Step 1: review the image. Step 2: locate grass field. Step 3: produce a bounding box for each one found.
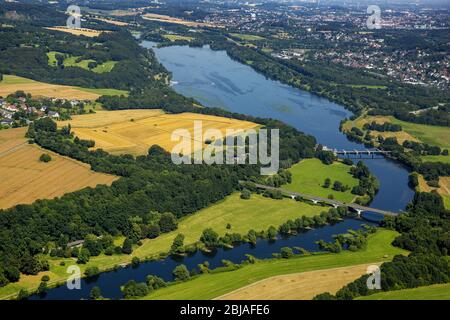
[142,229,406,300]
[229,33,265,41]
[357,283,450,300]
[44,26,108,37]
[0,192,325,299]
[59,109,259,155]
[216,263,378,300]
[0,128,118,210]
[343,115,450,149]
[0,75,127,99]
[284,159,359,202]
[47,52,118,73]
[162,34,194,42]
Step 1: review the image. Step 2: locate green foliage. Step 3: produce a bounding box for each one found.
[146,275,166,290]
[200,228,219,248]
[85,266,100,277]
[39,153,52,163]
[122,280,149,298]
[170,234,185,255]
[172,264,190,281]
[121,238,133,255]
[280,247,294,259]
[240,189,251,200]
[89,287,102,300]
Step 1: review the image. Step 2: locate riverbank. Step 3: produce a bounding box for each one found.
[0,193,326,300]
[141,229,406,300]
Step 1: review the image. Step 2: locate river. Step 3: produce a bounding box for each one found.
[32,41,414,300]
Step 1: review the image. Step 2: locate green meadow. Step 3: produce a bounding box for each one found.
[47,51,117,73]
[142,229,406,300]
[357,283,450,300]
[285,159,359,202]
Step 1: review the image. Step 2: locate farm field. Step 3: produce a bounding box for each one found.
[59,109,259,155]
[0,192,325,299]
[0,75,127,99]
[142,13,217,27]
[216,263,379,300]
[93,17,129,26]
[357,283,450,300]
[418,175,450,210]
[284,159,359,202]
[0,128,118,210]
[44,26,109,37]
[141,229,406,300]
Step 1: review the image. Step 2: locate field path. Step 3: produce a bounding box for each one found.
[214,263,379,300]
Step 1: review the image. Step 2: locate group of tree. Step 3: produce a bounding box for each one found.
[362,121,402,132]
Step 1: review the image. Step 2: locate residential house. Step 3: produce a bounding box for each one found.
[47,110,60,118]
[0,119,13,126]
[0,110,13,119]
[5,104,19,112]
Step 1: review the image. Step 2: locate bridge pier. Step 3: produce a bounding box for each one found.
[311,199,318,204]
[332,204,339,209]
[355,209,363,217]
[290,195,296,200]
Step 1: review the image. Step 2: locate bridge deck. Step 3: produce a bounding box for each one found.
[248,182,398,217]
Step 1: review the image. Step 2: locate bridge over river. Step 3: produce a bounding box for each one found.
[245,182,398,218]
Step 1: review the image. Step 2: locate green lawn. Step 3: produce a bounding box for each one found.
[443,195,450,210]
[142,229,406,300]
[285,159,359,202]
[357,283,450,300]
[162,34,194,42]
[229,33,265,41]
[392,118,450,150]
[46,51,58,67]
[79,87,128,97]
[421,155,450,164]
[0,75,35,84]
[47,51,117,74]
[0,193,324,299]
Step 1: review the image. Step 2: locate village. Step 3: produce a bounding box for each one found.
[0,93,88,129]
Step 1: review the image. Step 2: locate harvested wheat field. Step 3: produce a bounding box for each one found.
[142,13,218,27]
[216,263,378,300]
[93,17,129,26]
[59,109,259,155]
[0,75,102,100]
[0,128,118,210]
[45,26,109,37]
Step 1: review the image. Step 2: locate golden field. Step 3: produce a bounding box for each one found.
[0,128,118,210]
[216,263,378,300]
[44,26,109,37]
[59,110,259,155]
[0,75,101,100]
[142,13,218,27]
[342,115,420,145]
[93,17,129,26]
